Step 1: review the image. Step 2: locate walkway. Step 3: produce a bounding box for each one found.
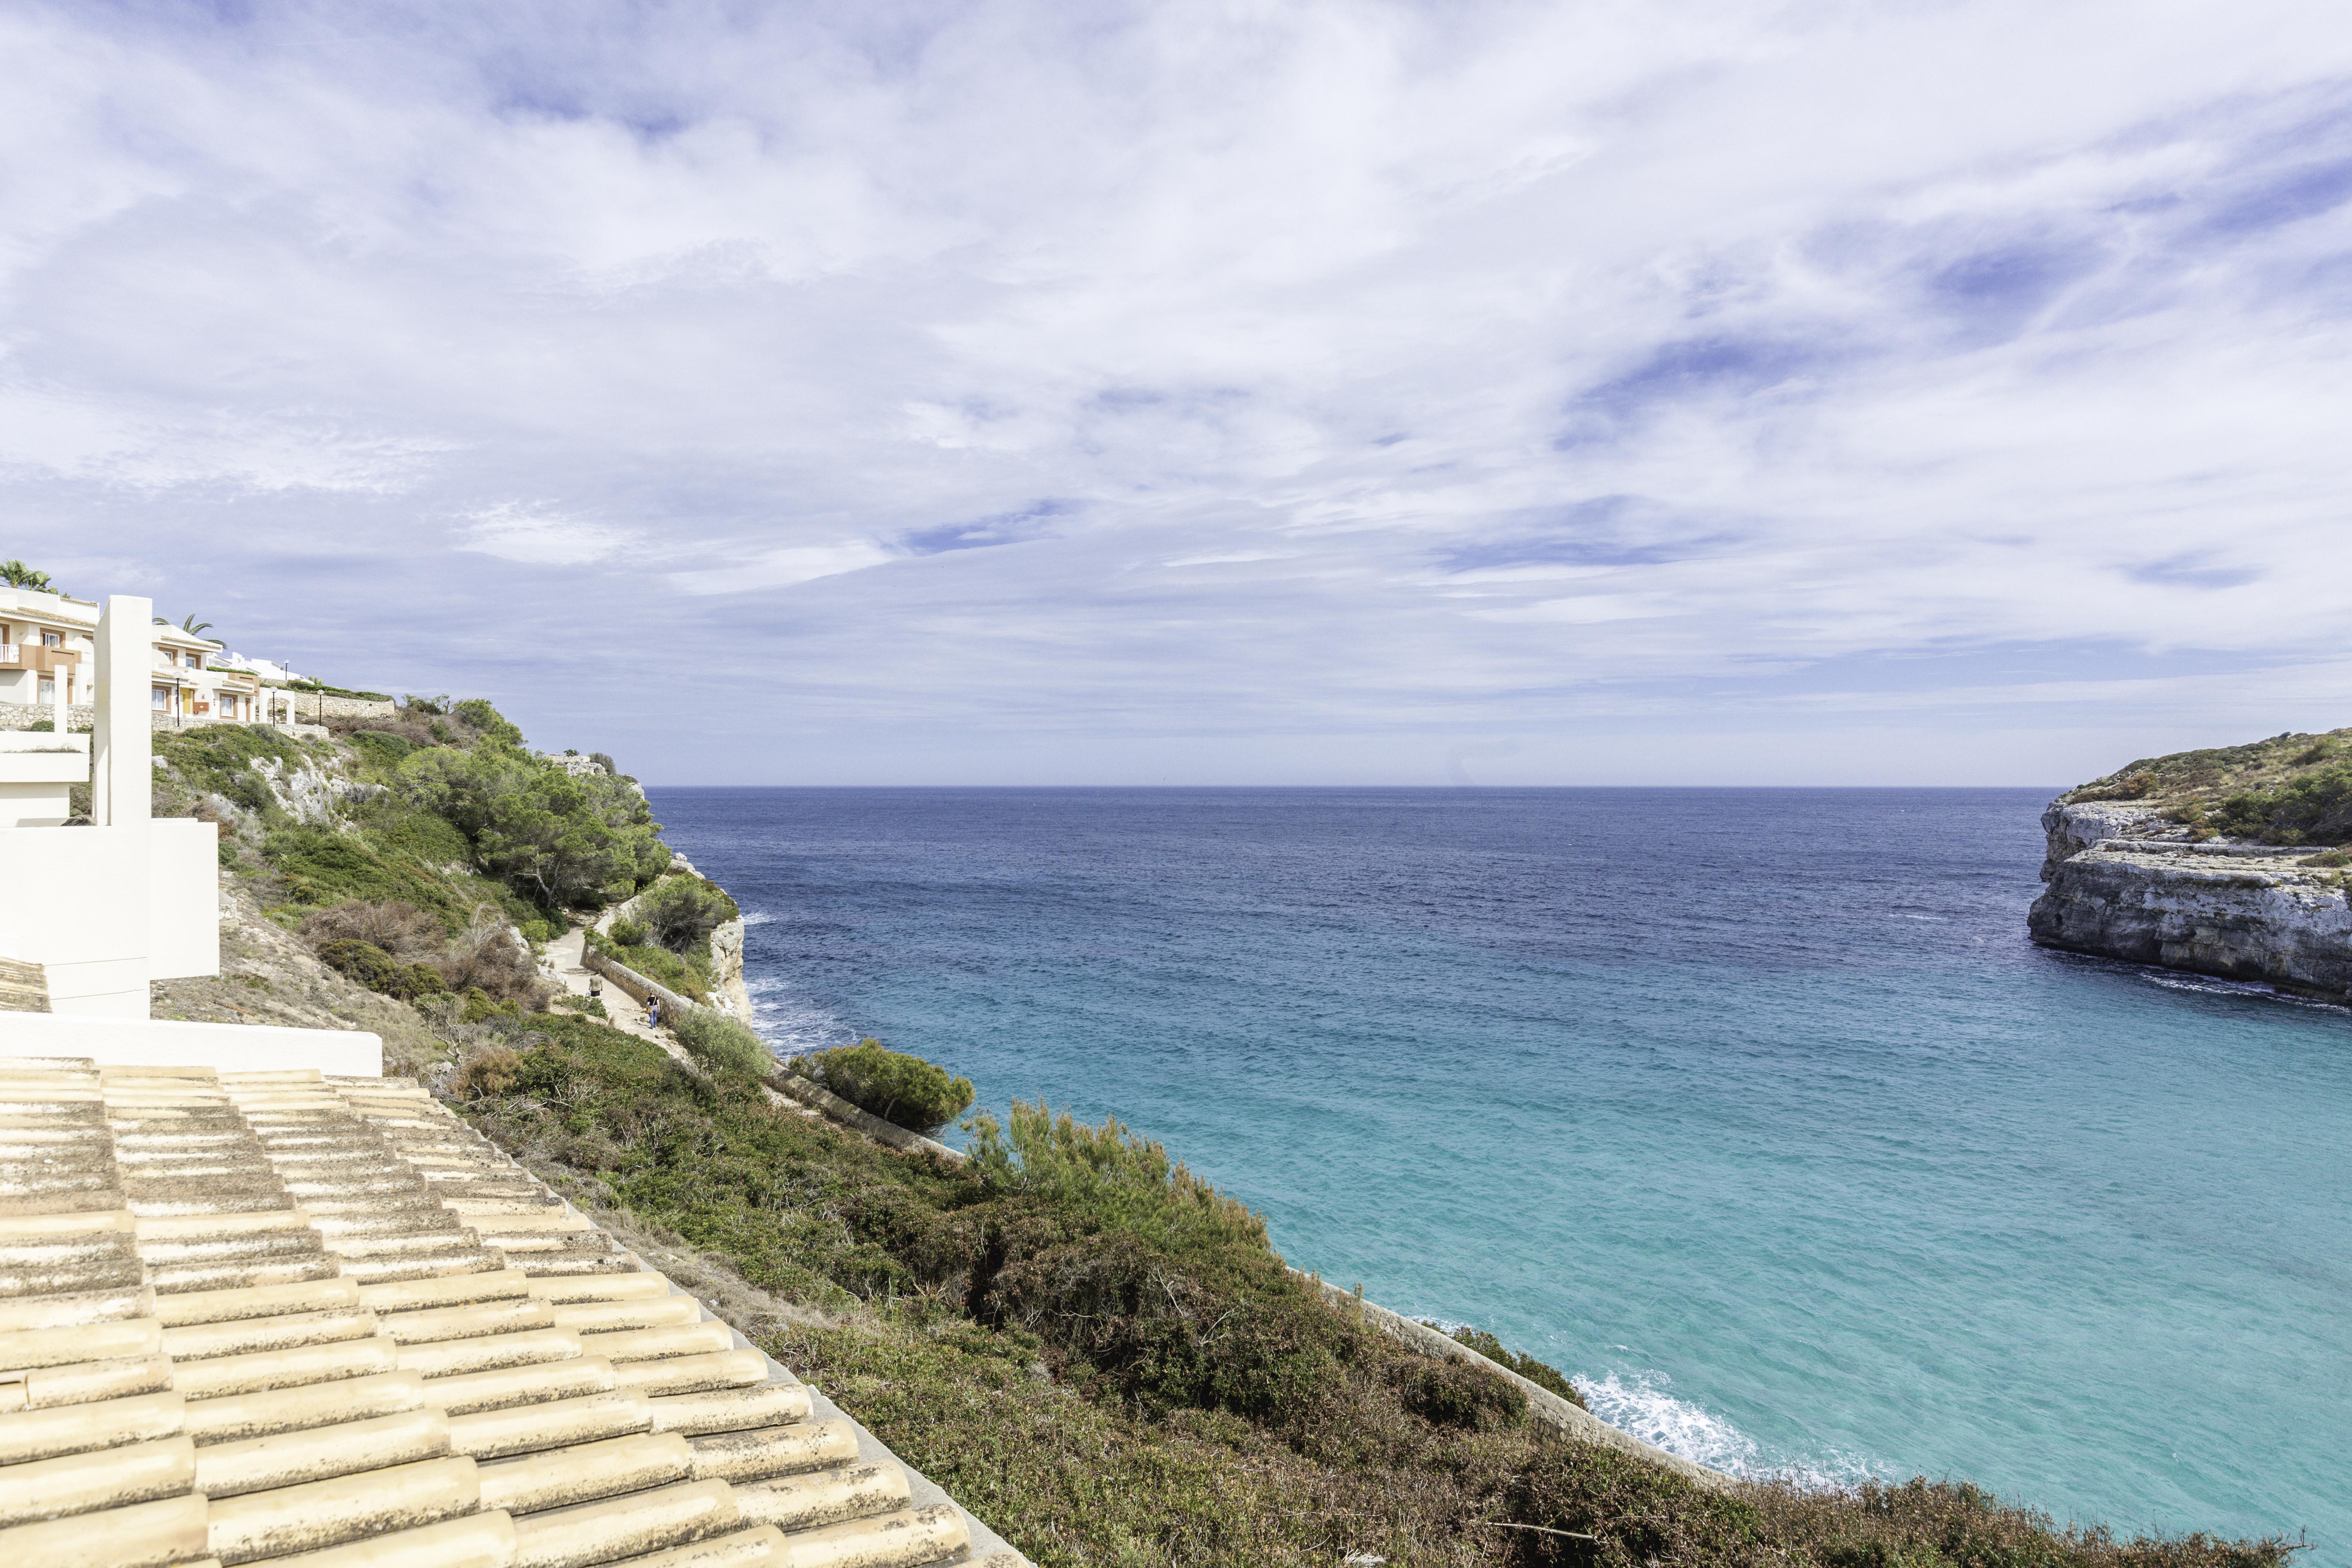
[543,923,691,1065]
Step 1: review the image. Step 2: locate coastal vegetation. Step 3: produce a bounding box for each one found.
[156,697,665,936]
[2065,726,2352,844]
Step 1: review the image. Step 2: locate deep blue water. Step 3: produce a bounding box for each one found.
[650,786,2352,1557]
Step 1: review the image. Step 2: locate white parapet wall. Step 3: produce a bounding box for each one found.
[0,818,220,1014]
[0,1012,383,1076]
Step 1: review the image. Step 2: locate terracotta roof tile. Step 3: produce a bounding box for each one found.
[0,1058,1022,1567]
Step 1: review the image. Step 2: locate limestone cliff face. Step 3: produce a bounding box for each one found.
[2028,805,2352,1002]
[709,915,753,1022]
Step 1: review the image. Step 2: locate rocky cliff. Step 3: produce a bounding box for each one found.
[2028,730,2352,1001]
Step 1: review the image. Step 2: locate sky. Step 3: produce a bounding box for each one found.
[6,0,2351,785]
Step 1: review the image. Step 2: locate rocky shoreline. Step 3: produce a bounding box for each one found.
[2028,799,2352,1003]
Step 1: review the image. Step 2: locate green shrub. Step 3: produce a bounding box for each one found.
[26,718,51,733]
[265,825,469,916]
[672,1008,772,1078]
[965,1099,1262,1251]
[2207,761,2352,844]
[451,698,523,744]
[802,1040,975,1136]
[1395,1357,1526,1430]
[461,987,521,1024]
[1441,1325,1588,1409]
[394,738,666,909]
[345,731,416,775]
[156,724,310,802]
[587,927,708,1002]
[610,918,648,948]
[562,994,609,1020]
[353,795,473,869]
[222,768,273,815]
[316,938,447,1002]
[637,877,739,955]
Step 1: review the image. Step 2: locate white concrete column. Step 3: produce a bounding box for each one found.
[51,657,70,731]
[91,596,152,829]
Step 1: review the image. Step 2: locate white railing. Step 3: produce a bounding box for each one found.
[0,643,15,664]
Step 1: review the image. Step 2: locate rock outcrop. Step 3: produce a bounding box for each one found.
[2029,800,2352,1002]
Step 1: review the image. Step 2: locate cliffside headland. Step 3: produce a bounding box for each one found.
[2029,727,2352,1001]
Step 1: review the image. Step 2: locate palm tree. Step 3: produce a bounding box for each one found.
[0,560,54,592]
[153,613,217,639]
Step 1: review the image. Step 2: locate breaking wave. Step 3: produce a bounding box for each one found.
[1578,1373,1881,1490]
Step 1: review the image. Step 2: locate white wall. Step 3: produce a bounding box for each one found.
[0,1012,381,1076]
[0,824,153,1014]
[149,820,220,981]
[0,818,218,1014]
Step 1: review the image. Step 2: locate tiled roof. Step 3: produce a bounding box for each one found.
[0,1058,1019,1568]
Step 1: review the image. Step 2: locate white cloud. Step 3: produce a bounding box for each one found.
[2,0,2350,779]
[668,541,895,596]
[458,504,638,565]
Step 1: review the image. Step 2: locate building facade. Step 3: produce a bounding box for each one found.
[1,586,267,726]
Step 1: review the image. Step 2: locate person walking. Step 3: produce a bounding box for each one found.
[646,996,661,1030]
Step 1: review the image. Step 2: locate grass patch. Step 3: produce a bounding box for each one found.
[2067,726,2352,843]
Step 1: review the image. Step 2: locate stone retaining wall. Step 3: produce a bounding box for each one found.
[151,712,327,737]
[0,702,92,731]
[272,691,398,722]
[767,1071,962,1161]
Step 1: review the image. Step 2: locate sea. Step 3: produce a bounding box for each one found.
[649,786,2352,1558]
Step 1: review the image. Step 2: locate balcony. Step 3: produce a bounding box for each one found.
[2,643,74,675]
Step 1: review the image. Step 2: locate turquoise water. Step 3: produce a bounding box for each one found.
[651,787,2352,1556]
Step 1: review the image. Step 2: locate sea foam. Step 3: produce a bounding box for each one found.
[1579,1372,1883,1490]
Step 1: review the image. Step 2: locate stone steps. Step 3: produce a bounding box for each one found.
[0,960,46,1016]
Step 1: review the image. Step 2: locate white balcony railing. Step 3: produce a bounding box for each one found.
[0,643,15,664]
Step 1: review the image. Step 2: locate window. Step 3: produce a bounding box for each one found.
[37,677,53,703]
[41,630,60,648]
[151,686,169,711]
